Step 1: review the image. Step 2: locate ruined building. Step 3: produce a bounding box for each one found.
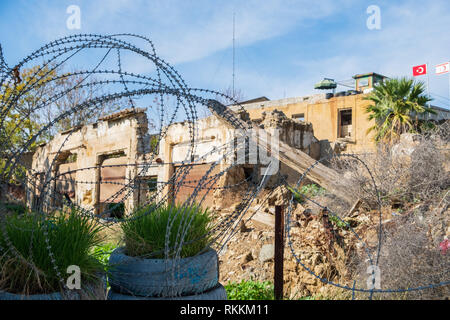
[28,108,155,214]
[27,106,322,215]
[28,72,445,214]
[231,72,450,153]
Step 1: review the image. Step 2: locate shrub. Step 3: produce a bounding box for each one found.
[225,280,318,300]
[328,214,349,229]
[121,203,214,258]
[225,280,274,300]
[330,123,449,208]
[354,211,450,300]
[288,184,326,204]
[0,207,104,295]
[91,242,119,270]
[91,242,119,289]
[0,202,28,215]
[106,202,125,218]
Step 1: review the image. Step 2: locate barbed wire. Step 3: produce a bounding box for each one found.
[0,33,262,299]
[284,151,449,299]
[0,33,448,300]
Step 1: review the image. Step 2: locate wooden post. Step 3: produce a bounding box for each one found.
[274,205,285,300]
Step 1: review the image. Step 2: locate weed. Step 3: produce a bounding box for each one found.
[121,203,214,258]
[225,280,274,300]
[288,184,326,204]
[0,207,104,295]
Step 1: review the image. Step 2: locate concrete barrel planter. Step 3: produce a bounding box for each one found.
[107,247,226,299]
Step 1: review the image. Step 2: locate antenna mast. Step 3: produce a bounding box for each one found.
[232,11,235,98]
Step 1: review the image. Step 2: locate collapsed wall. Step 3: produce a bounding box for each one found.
[260,109,320,157]
[156,108,322,209]
[212,109,322,209]
[27,107,323,214]
[27,108,158,214]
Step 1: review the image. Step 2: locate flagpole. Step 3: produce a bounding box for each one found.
[448,63,450,109]
[426,63,431,120]
[426,63,430,101]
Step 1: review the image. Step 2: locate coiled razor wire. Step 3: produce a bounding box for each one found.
[0,33,261,299]
[0,34,448,299]
[284,152,450,299]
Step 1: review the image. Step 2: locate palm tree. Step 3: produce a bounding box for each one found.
[364,77,435,144]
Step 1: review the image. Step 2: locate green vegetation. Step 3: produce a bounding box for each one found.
[121,203,214,258]
[91,242,118,270]
[0,207,104,295]
[106,202,125,218]
[364,77,435,144]
[0,66,56,183]
[1,65,121,184]
[0,202,28,215]
[225,280,274,300]
[328,214,349,229]
[91,242,118,289]
[225,280,316,300]
[150,135,160,153]
[146,177,158,192]
[0,66,53,148]
[288,184,326,203]
[287,185,348,229]
[298,296,315,300]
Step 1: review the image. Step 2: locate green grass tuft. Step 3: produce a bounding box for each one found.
[225,279,317,300]
[0,202,28,215]
[91,242,118,270]
[288,184,326,204]
[0,207,104,295]
[121,203,214,258]
[225,280,274,300]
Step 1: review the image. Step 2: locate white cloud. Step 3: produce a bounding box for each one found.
[3,0,450,108]
[19,0,345,65]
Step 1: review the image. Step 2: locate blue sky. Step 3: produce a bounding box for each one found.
[1,0,450,108]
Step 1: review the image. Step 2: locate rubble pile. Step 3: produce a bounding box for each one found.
[217,189,360,299]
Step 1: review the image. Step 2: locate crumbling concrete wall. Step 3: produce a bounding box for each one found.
[28,107,323,213]
[157,115,235,206]
[259,110,320,159]
[159,110,320,172]
[158,110,321,208]
[27,108,159,214]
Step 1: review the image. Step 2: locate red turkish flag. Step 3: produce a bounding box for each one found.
[413,64,427,76]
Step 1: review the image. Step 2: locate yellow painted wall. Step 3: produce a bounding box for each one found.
[242,94,376,153]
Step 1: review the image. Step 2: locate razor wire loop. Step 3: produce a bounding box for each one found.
[0,34,206,180]
[1,33,448,299]
[284,152,449,297]
[1,34,197,295]
[0,33,257,297]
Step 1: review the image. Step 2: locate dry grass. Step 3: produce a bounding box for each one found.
[353,207,450,300]
[330,122,449,210]
[330,123,450,300]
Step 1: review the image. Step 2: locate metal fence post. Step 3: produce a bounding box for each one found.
[274,205,285,300]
